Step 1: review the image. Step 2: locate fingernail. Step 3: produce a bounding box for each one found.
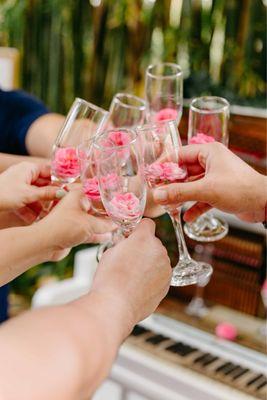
[154,189,168,202]
[56,189,67,199]
[81,197,91,212]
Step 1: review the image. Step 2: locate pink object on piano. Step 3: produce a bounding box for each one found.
[215,322,237,341]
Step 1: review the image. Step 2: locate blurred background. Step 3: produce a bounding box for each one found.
[0,0,266,313]
[0,1,266,398]
[0,0,266,113]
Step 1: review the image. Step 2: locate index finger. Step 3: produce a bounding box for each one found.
[179,144,208,167]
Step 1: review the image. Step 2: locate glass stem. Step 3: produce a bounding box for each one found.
[168,208,191,262]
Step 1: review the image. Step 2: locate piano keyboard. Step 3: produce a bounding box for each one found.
[124,314,267,400]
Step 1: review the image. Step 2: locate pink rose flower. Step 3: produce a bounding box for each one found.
[52,147,80,179]
[189,132,216,145]
[83,176,101,201]
[145,161,187,185]
[155,108,178,122]
[109,192,141,219]
[107,130,131,147]
[99,130,131,160]
[100,173,120,191]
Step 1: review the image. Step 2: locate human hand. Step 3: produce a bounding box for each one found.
[38,189,116,261]
[153,142,267,223]
[91,219,172,332]
[144,188,165,218]
[0,162,60,216]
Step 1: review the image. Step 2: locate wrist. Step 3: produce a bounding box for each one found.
[72,289,134,344]
[32,219,59,261]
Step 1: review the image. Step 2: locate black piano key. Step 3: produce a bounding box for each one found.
[230,367,249,380]
[193,353,218,366]
[256,378,267,390]
[202,356,219,367]
[165,342,197,357]
[216,362,236,373]
[224,365,241,376]
[131,325,150,337]
[145,334,169,345]
[246,374,264,387]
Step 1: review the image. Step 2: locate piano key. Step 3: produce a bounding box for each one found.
[165,342,197,357]
[246,373,264,387]
[224,365,242,376]
[202,355,219,367]
[230,367,249,380]
[193,353,218,367]
[256,378,267,390]
[131,325,150,337]
[215,362,236,374]
[145,334,169,345]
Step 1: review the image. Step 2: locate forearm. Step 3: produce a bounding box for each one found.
[0,153,47,173]
[0,291,132,400]
[25,113,65,157]
[0,223,53,285]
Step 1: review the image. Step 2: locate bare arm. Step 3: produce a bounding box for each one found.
[25,113,65,157]
[0,153,48,173]
[0,219,171,400]
[0,291,130,400]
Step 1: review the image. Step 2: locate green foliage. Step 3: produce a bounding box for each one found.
[0,0,266,113]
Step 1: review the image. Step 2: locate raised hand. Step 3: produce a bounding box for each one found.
[153,142,266,223]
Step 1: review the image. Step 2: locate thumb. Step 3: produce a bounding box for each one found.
[153,179,208,205]
[133,218,156,236]
[31,186,67,202]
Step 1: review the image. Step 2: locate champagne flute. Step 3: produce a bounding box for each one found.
[107,93,146,128]
[93,128,146,238]
[184,96,230,242]
[145,62,183,124]
[137,121,213,286]
[97,93,146,257]
[51,98,109,185]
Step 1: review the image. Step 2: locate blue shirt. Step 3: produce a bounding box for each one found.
[0,88,49,154]
[0,89,49,322]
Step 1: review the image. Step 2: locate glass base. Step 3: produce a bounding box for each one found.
[185,297,209,318]
[184,215,229,242]
[171,261,213,287]
[96,240,114,262]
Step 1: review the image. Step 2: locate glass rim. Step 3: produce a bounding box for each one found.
[146,62,183,80]
[74,97,109,115]
[111,93,147,111]
[136,119,177,133]
[190,96,230,114]
[93,127,138,151]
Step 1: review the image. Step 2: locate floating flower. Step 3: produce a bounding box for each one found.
[52,147,80,179]
[145,161,187,185]
[155,108,178,122]
[110,192,141,219]
[83,176,101,201]
[100,173,120,191]
[189,132,216,145]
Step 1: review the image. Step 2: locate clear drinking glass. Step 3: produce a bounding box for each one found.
[145,62,183,124]
[78,139,108,217]
[107,93,146,128]
[137,121,213,286]
[93,128,146,237]
[97,93,147,257]
[184,96,230,242]
[51,98,109,185]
